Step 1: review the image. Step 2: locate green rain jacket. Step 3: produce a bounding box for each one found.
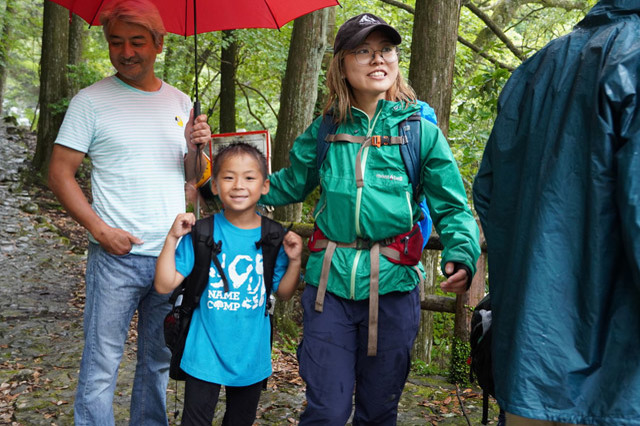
[473,1,640,424]
[263,100,479,300]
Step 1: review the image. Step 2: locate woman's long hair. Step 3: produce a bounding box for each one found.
[322,49,417,124]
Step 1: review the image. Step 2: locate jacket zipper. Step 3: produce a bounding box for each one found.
[404,191,413,230]
[351,107,381,299]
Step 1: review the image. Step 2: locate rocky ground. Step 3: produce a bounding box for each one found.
[0,125,500,425]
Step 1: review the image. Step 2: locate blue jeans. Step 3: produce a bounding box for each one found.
[75,243,171,425]
[298,284,421,425]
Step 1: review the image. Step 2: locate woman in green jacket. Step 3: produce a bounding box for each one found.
[262,13,480,424]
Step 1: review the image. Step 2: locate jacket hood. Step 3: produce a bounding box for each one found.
[578,0,640,28]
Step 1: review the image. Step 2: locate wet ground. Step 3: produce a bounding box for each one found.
[0,125,500,425]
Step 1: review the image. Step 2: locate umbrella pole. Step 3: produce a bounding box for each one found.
[193,0,200,119]
[193,0,202,219]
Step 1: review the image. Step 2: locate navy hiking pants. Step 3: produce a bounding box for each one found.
[297,284,421,425]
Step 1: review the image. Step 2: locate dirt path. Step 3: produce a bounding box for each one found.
[0,127,499,425]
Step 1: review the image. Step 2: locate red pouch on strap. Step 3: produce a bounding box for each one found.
[382,224,423,265]
[307,226,327,252]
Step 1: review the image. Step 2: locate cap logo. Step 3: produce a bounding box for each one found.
[359,15,379,26]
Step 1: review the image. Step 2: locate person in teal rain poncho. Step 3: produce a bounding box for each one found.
[473,1,640,425]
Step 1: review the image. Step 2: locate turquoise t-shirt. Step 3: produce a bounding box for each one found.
[175,212,289,386]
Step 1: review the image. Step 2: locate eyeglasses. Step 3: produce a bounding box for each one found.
[349,46,398,65]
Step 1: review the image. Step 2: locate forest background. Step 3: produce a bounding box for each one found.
[2,0,595,378]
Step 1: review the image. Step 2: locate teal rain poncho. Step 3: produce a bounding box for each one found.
[472,1,640,424]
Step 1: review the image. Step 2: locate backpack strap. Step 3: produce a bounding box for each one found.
[180,215,229,313]
[398,113,422,201]
[316,114,339,169]
[255,215,287,315]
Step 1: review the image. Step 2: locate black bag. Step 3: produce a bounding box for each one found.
[164,215,223,381]
[163,214,286,381]
[469,293,494,425]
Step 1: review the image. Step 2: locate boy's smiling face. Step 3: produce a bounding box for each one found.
[212,153,270,218]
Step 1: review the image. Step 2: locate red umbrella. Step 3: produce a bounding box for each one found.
[49,0,341,112]
[50,0,340,35]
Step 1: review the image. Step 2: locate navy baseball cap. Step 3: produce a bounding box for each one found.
[333,13,401,54]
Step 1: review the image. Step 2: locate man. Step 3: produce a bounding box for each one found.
[48,0,211,424]
[473,1,640,425]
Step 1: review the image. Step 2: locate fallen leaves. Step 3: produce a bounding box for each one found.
[414,386,485,423]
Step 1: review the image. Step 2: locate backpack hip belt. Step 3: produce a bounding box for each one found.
[308,226,424,357]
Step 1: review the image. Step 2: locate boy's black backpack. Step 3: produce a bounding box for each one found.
[469,293,494,425]
[163,214,286,381]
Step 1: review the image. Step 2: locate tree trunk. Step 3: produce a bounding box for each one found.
[219,30,237,133]
[162,37,174,83]
[314,7,336,116]
[271,9,330,222]
[33,1,69,177]
[408,0,462,137]
[0,0,15,117]
[272,10,330,331]
[67,13,85,98]
[408,0,463,377]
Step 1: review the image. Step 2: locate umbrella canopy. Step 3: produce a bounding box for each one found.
[50,0,340,114]
[49,0,340,35]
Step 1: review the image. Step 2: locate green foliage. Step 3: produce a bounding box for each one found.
[427,306,456,377]
[274,328,300,354]
[301,187,321,223]
[449,66,510,191]
[67,62,105,90]
[449,336,471,385]
[411,358,445,377]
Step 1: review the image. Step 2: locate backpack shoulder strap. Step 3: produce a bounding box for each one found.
[181,215,216,311]
[398,101,439,202]
[256,216,287,315]
[398,113,422,201]
[316,113,339,169]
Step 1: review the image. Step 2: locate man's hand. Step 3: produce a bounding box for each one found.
[185,109,212,152]
[95,225,143,256]
[440,262,469,295]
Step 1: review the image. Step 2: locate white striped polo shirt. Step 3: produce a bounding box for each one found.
[55,76,192,256]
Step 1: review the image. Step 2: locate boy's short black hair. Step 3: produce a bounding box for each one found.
[212,142,269,180]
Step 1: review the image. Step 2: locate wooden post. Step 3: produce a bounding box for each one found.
[450,222,486,382]
[453,250,486,341]
[411,249,439,362]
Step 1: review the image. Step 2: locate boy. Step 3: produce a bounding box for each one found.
[155,142,302,425]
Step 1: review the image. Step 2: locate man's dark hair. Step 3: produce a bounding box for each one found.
[212,142,268,180]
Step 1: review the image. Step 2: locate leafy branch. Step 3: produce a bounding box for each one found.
[457,37,515,71]
[237,82,268,130]
[462,1,528,61]
[236,81,279,118]
[377,0,517,70]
